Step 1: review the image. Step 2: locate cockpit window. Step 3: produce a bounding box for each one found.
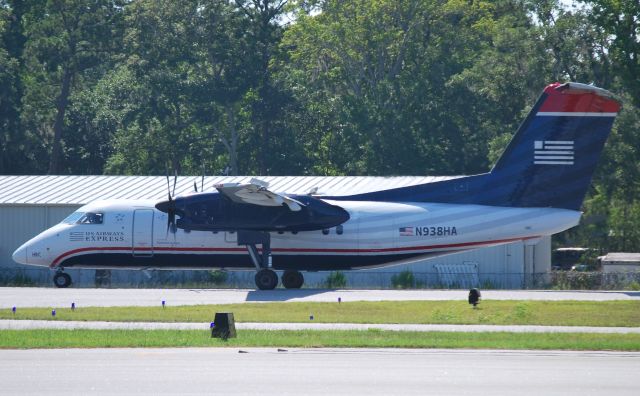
[61,211,84,224]
[77,212,104,224]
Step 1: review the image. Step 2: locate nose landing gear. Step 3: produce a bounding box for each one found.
[53,270,72,288]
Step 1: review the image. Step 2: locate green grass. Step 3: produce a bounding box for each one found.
[1,329,639,350]
[3,300,640,327]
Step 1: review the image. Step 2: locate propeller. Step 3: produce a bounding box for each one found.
[164,168,178,236]
[194,164,206,193]
[201,164,205,192]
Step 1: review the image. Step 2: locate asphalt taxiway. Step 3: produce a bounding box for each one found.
[1,287,638,308]
[1,348,638,395]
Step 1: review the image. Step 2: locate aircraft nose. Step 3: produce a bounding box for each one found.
[12,244,28,265]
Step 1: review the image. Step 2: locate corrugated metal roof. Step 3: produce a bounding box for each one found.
[0,175,459,205]
[602,253,640,263]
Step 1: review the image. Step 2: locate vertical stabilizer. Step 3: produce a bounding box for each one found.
[487,82,620,210]
[332,83,620,211]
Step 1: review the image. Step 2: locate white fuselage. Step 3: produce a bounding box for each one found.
[13,199,581,271]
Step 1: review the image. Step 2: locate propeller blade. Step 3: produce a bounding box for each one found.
[201,164,205,192]
[161,165,178,239]
[165,200,176,237]
[172,169,178,197]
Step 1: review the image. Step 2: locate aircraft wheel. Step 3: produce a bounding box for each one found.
[53,272,72,288]
[282,270,304,289]
[255,269,278,290]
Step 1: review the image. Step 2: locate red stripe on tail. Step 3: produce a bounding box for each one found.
[539,82,620,113]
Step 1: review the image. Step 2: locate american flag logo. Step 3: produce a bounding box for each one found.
[534,140,574,165]
[399,227,413,236]
[69,232,84,242]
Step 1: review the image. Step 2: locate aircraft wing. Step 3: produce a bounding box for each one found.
[215,178,304,211]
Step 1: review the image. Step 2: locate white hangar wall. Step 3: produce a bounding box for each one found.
[365,237,550,289]
[0,204,82,284]
[0,175,551,289]
[0,205,81,267]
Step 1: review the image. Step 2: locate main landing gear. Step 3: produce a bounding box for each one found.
[282,270,304,289]
[254,268,304,290]
[53,270,72,288]
[255,268,278,290]
[239,231,304,290]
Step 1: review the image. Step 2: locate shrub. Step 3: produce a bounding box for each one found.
[208,270,229,285]
[0,272,35,287]
[627,281,640,291]
[324,271,347,288]
[391,270,415,289]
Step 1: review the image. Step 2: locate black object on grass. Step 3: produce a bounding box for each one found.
[468,288,481,307]
[211,312,236,340]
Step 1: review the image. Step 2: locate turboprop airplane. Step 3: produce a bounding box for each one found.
[12,82,620,289]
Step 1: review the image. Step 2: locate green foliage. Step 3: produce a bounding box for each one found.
[585,0,640,106]
[0,271,35,286]
[208,270,228,286]
[510,302,531,321]
[627,281,640,291]
[546,271,640,290]
[324,271,347,288]
[391,270,416,289]
[3,329,640,351]
[19,0,125,173]
[480,279,496,290]
[4,300,640,328]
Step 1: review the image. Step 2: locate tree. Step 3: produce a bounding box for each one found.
[20,0,124,174]
[584,0,640,105]
[233,0,289,175]
[103,0,201,174]
[0,4,23,173]
[279,0,547,176]
[105,0,278,176]
[191,0,264,175]
[552,1,640,251]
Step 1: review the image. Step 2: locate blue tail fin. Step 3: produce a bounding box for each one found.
[336,82,620,210]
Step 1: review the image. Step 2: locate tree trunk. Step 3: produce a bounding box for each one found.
[48,68,73,174]
[219,104,239,176]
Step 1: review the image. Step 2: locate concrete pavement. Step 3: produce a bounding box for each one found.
[1,348,638,395]
[1,287,639,308]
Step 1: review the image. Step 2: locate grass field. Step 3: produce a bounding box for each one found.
[2,300,640,327]
[1,329,640,350]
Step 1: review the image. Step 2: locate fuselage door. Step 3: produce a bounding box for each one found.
[225,231,237,244]
[132,209,154,256]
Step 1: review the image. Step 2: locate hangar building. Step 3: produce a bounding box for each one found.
[0,175,550,288]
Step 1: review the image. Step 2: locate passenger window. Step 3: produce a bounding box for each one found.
[78,212,104,224]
